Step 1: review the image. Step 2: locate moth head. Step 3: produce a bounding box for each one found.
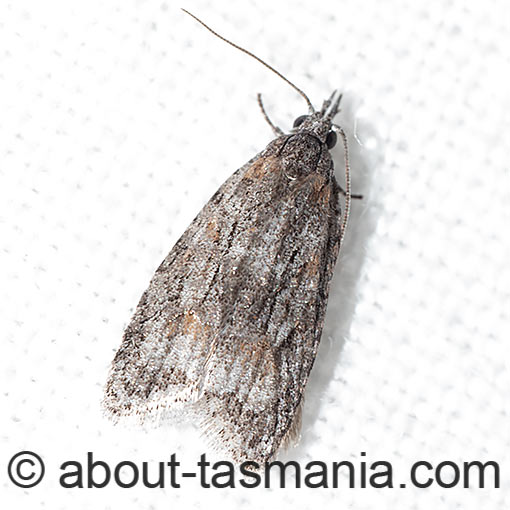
[291,118,335,150]
[293,115,336,148]
[290,90,342,150]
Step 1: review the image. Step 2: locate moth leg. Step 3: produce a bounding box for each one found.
[257,93,284,136]
[335,182,363,200]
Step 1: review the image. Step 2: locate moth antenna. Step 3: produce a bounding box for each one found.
[336,126,352,250]
[257,93,284,135]
[182,9,315,113]
[333,122,363,200]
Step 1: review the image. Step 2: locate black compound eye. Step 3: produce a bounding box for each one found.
[293,115,307,128]
[326,130,337,149]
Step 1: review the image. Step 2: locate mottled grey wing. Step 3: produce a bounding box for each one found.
[103,135,342,463]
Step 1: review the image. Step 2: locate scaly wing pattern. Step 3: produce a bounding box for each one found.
[103,137,342,463]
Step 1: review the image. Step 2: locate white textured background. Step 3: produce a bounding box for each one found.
[1,0,509,508]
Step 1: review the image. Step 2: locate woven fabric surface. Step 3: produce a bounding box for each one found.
[1,0,509,508]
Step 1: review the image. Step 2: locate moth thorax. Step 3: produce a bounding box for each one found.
[280,133,323,180]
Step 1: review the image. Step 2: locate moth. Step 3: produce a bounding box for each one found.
[103,10,358,465]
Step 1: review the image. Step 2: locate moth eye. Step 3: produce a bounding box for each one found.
[293,115,307,128]
[326,130,337,149]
